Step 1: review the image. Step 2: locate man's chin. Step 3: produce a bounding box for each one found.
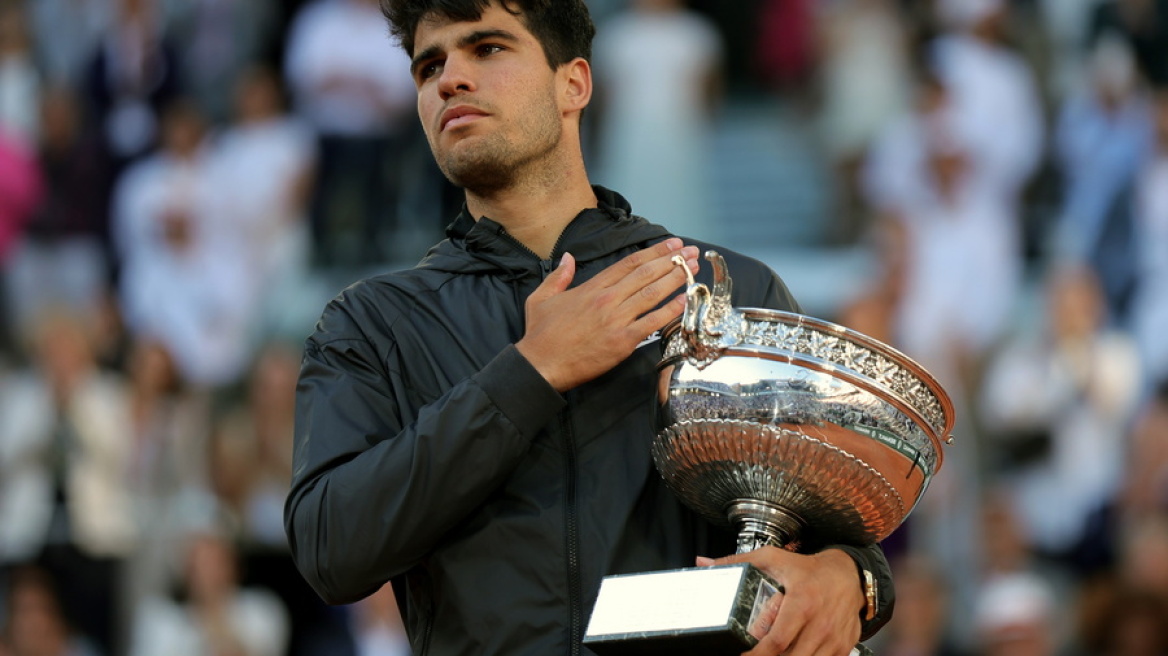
[440,157,513,194]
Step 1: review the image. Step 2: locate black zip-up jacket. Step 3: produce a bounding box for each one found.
[285,187,894,655]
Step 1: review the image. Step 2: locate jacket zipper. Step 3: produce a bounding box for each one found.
[494,224,568,278]
[421,598,434,656]
[559,410,583,656]
[497,223,581,653]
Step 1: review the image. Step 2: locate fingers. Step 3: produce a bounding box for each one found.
[703,552,748,567]
[554,239,698,340]
[516,239,700,393]
[591,237,687,284]
[701,550,861,656]
[747,583,784,641]
[607,246,699,326]
[593,239,699,297]
[744,594,857,656]
[627,293,687,338]
[765,600,858,656]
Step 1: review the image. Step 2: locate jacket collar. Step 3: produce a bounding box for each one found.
[421,186,671,274]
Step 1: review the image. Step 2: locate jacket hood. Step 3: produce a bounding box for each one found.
[414,186,672,276]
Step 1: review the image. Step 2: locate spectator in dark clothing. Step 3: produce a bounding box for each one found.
[1088,0,1168,87]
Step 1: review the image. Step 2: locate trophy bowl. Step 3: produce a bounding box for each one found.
[654,251,956,554]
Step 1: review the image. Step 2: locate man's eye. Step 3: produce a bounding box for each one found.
[477,43,504,57]
[418,62,441,81]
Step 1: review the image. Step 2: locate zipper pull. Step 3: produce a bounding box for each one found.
[539,258,555,279]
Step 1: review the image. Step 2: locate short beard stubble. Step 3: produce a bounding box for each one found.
[431,89,564,195]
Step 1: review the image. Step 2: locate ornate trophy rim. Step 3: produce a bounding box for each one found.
[659,308,956,472]
[739,307,955,440]
[659,341,946,475]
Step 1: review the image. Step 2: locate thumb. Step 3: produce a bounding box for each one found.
[530,252,576,302]
[697,553,748,567]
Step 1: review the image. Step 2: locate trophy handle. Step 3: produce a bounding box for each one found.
[707,250,734,324]
[672,250,741,368]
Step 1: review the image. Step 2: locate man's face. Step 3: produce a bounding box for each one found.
[410,4,567,192]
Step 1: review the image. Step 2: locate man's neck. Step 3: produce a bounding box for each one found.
[465,174,598,259]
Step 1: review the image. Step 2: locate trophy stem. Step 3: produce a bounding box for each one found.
[727,499,804,554]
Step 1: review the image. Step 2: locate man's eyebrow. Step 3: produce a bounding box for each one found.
[411,29,521,75]
[411,45,441,76]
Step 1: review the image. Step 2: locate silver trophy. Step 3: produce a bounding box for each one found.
[584,251,955,655]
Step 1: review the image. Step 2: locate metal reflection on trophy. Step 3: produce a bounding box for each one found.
[584,251,956,655]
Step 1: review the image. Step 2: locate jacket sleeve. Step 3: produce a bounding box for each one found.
[824,542,896,640]
[284,297,565,605]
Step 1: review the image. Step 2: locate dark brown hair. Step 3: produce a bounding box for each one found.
[380,0,595,67]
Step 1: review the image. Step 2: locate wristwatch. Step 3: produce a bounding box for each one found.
[860,568,878,621]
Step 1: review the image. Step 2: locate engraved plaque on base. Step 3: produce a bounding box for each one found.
[585,252,955,655]
[584,563,777,656]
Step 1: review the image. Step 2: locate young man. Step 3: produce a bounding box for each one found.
[284,1,895,655]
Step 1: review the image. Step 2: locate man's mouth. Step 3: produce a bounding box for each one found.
[441,105,488,131]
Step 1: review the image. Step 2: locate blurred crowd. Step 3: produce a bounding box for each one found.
[1,0,1167,655]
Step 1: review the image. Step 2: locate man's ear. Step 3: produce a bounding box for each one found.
[560,57,593,115]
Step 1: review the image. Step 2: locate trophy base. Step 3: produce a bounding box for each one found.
[583,563,779,655]
[584,563,875,656]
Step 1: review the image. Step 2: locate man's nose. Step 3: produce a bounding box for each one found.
[438,55,474,99]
